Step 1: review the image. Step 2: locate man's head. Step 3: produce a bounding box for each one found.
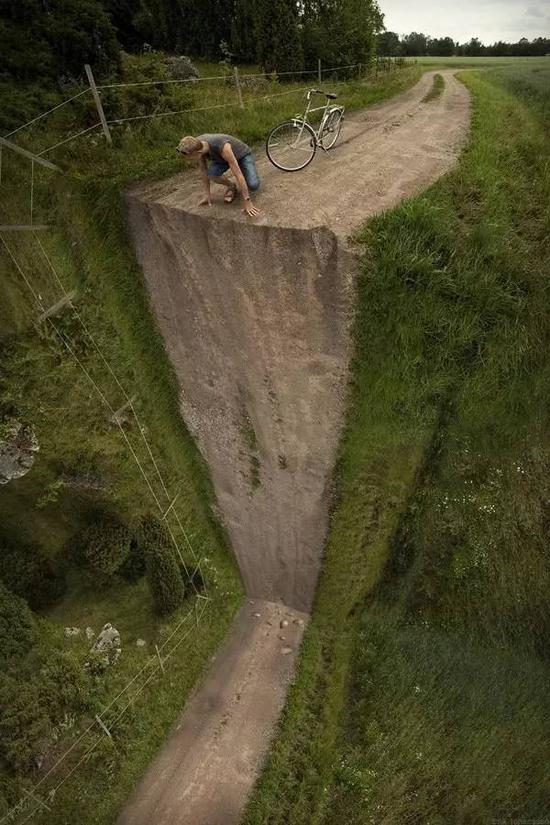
[177,136,204,160]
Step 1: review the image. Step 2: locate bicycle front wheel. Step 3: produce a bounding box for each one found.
[266,121,317,172]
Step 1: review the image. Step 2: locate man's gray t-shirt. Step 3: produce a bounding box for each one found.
[198,134,251,163]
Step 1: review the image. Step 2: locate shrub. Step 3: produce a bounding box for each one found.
[39,649,91,718]
[74,514,133,576]
[0,541,66,610]
[119,536,147,583]
[0,675,50,771]
[141,516,186,615]
[0,582,36,666]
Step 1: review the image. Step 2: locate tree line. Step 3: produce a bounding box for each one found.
[377,31,550,58]
[0,0,383,82]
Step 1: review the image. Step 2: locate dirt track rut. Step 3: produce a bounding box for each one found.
[120,70,470,825]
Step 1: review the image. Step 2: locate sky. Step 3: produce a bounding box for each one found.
[379,0,550,43]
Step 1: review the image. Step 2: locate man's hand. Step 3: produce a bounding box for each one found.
[198,195,211,207]
[243,200,260,218]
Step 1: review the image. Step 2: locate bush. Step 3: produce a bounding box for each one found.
[0,582,36,666]
[119,536,147,583]
[39,649,90,717]
[0,541,66,610]
[141,516,186,615]
[74,514,133,576]
[0,675,50,771]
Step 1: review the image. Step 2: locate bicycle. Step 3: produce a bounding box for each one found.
[266,88,345,172]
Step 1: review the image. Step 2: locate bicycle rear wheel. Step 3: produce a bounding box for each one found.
[320,108,343,150]
[266,121,317,172]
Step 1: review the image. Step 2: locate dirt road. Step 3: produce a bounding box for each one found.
[121,70,470,825]
[118,601,307,825]
[128,69,470,238]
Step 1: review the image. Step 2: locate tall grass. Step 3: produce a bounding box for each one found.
[244,67,550,824]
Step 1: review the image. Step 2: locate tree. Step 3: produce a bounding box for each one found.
[462,37,485,56]
[141,516,186,616]
[231,0,259,63]
[377,31,402,56]
[257,0,303,73]
[428,36,455,56]
[401,31,429,56]
[0,0,121,81]
[302,0,383,68]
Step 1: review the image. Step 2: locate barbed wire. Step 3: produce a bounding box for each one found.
[34,237,207,585]
[3,600,209,825]
[37,123,101,156]
[3,57,405,147]
[2,89,91,139]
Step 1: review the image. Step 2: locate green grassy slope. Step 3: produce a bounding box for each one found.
[0,58,421,824]
[244,64,550,824]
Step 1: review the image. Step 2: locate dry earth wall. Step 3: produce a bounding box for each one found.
[126,200,355,612]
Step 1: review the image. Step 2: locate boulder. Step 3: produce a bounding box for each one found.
[164,56,199,82]
[88,622,121,668]
[0,423,39,484]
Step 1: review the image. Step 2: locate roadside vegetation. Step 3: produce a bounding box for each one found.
[421,72,444,103]
[0,48,419,825]
[243,62,550,824]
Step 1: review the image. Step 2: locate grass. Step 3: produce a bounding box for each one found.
[413,54,550,68]
[243,65,550,824]
[0,55,421,824]
[421,73,444,103]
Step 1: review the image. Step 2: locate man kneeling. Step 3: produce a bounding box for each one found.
[177,133,260,217]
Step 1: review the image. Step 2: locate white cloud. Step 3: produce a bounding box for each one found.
[379,0,550,42]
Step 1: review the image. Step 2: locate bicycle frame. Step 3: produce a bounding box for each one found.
[290,89,344,150]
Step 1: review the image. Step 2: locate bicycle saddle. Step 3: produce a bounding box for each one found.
[311,89,338,99]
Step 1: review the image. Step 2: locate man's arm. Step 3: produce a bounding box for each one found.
[198,156,211,205]
[221,143,259,216]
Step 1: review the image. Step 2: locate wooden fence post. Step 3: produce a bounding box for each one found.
[233,67,245,109]
[85,64,112,145]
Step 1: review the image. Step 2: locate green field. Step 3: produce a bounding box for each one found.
[414,54,550,68]
[243,63,550,824]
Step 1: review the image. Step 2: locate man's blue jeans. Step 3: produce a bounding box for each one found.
[207,153,261,191]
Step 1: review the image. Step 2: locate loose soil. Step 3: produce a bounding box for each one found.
[120,70,470,825]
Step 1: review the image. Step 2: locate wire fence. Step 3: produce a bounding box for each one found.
[2,56,408,150]
[0,231,213,825]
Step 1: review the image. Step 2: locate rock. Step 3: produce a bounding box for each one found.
[85,627,95,640]
[280,619,289,629]
[64,626,81,637]
[164,55,199,82]
[136,638,147,647]
[0,422,39,485]
[278,634,286,641]
[281,646,293,655]
[253,612,261,618]
[293,618,305,627]
[87,622,121,669]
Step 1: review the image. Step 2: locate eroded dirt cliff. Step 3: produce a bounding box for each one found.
[125,201,355,611]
